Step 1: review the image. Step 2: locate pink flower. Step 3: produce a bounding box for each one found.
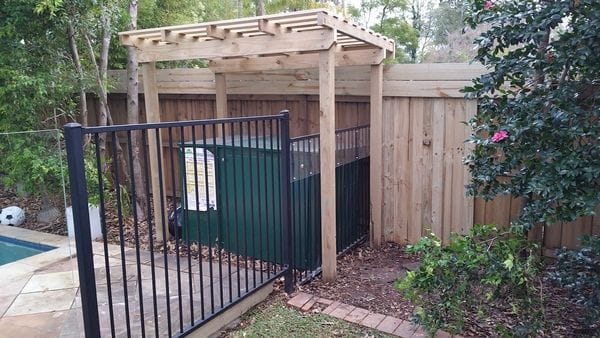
[491,130,509,143]
[484,0,494,10]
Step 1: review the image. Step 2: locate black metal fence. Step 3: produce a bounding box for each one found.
[65,113,293,338]
[290,125,370,283]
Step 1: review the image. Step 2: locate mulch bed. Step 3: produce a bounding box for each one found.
[301,241,593,337]
[0,184,67,236]
[302,242,416,320]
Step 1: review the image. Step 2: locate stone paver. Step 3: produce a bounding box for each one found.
[377,315,403,334]
[393,320,416,337]
[329,303,356,320]
[361,312,386,329]
[0,295,15,317]
[4,288,78,316]
[0,274,31,297]
[344,307,370,324]
[22,271,79,293]
[301,297,317,311]
[321,300,341,315]
[411,325,428,337]
[287,292,313,308]
[0,310,69,337]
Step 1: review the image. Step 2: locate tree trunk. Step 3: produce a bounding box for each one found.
[127,0,147,220]
[67,21,88,127]
[256,0,265,16]
[83,7,132,191]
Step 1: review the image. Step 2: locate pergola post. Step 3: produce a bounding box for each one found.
[319,43,337,282]
[215,73,227,119]
[142,62,168,241]
[370,62,384,248]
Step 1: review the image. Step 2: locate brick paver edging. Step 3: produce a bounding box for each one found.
[287,292,457,338]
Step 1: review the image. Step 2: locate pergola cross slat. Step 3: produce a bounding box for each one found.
[119,9,393,282]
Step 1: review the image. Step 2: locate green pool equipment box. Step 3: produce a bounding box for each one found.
[178,136,290,266]
[177,134,367,271]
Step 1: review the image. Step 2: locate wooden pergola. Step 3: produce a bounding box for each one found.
[119,9,394,281]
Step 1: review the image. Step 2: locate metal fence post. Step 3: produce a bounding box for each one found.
[279,111,294,293]
[64,123,101,338]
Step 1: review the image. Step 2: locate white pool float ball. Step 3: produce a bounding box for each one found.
[0,206,25,226]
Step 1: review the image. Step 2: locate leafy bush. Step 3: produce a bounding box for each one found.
[550,235,600,330]
[463,0,600,229]
[0,133,106,206]
[1,134,65,199]
[396,225,542,335]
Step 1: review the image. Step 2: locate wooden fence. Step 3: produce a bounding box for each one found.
[101,63,599,249]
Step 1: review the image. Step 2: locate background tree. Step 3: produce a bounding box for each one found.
[464,0,600,229]
[351,0,419,63]
[0,0,77,132]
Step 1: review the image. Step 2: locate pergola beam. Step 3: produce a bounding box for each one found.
[137,29,336,63]
[317,12,394,53]
[208,48,385,73]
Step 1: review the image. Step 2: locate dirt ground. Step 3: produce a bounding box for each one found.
[302,241,593,337]
[302,242,416,320]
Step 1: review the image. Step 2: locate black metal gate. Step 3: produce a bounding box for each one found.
[65,113,293,337]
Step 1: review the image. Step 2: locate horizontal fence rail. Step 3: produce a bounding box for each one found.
[65,113,292,337]
[290,125,370,283]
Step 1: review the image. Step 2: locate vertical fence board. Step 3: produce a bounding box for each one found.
[441,99,455,242]
[421,99,434,236]
[394,98,411,243]
[409,98,424,243]
[382,98,396,240]
[431,99,446,238]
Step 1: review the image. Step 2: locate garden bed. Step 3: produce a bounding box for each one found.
[302,241,592,337]
[0,184,67,235]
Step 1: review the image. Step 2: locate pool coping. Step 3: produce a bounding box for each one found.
[0,225,76,281]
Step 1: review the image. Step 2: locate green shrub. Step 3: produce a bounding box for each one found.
[0,134,106,207]
[396,225,542,336]
[550,235,600,330]
[1,134,65,199]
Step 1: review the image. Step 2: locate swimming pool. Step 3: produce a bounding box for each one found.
[0,235,56,266]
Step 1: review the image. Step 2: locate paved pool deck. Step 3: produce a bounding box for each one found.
[0,225,79,337]
[0,225,265,337]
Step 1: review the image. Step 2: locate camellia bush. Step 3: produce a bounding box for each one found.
[463,0,600,229]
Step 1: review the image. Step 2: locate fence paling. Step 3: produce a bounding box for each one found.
[66,113,292,338]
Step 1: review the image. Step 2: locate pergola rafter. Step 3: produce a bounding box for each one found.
[119,9,394,63]
[120,9,393,282]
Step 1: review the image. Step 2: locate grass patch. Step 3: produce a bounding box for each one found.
[224,295,392,338]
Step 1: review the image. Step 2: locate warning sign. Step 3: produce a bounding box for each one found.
[184,148,217,211]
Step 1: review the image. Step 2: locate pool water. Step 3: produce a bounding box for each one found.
[0,235,56,266]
